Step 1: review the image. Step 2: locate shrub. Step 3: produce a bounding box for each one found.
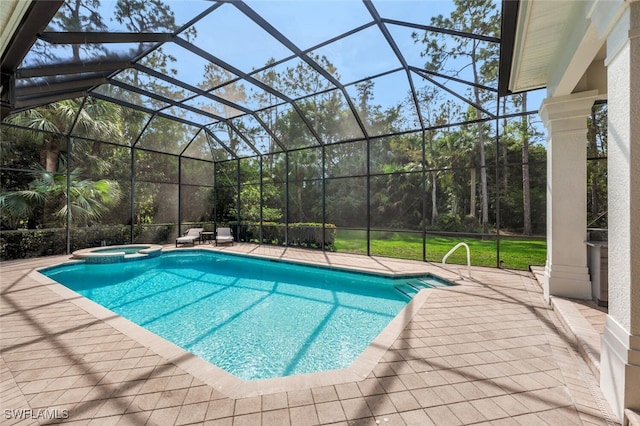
[230,222,336,249]
[134,224,176,244]
[0,225,133,260]
[70,226,132,252]
[0,229,65,260]
[431,214,481,233]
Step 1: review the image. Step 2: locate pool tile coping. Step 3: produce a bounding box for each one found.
[165,246,450,278]
[32,250,438,399]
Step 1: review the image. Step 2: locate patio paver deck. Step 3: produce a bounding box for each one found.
[1,244,618,425]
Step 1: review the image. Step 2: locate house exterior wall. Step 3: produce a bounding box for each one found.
[600,0,640,419]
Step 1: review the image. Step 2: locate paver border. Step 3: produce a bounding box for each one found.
[32,253,437,398]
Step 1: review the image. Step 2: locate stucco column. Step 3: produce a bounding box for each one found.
[539,91,598,303]
[600,0,640,419]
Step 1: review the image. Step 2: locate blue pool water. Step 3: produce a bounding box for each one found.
[43,251,446,380]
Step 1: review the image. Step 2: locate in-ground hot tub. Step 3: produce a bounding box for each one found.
[72,244,163,264]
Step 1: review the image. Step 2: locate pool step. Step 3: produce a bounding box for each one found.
[394,283,419,299]
[394,276,454,299]
[415,276,452,288]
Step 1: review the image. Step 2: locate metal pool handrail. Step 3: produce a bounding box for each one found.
[442,242,472,279]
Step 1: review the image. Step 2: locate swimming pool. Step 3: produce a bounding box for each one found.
[71,244,162,263]
[43,251,448,381]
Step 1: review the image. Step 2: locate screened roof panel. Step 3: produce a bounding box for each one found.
[116,105,153,147]
[255,104,319,151]
[14,74,103,90]
[245,0,372,51]
[374,1,501,39]
[427,74,498,117]
[92,84,171,111]
[196,63,240,92]
[182,95,244,120]
[309,26,401,85]
[412,71,489,126]
[386,24,499,89]
[137,116,200,154]
[182,130,213,161]
[412,73,462,126]
[422,38,499,86]
[21,39,152,69]
[68,100,150,147]
[67,97,123,142]
[345,71,420,136]
[252,57,336,100]
[385,24,427,68]
[373,1,457,26]
[229,115,280,155]
[211,79,286,112]
[500,89,545,115]
[204,132,234,162]
[294,89,365,144]
[6,0,505,159]
[184,3,295,74]
[138,43,215,90]
[112,69,197,101]
[47,0,212,33]
[208,122,259,158]
[160,105,217,127]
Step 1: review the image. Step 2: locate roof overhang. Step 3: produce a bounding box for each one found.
[1,0,64,118]
[499,0,627,100]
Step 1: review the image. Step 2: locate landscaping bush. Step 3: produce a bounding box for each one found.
[230,222,336,249]
[134,224,176,244]
[432,213,481,233]
[0,229,67,260]
[70,226,132,252]
[0,225,132,260]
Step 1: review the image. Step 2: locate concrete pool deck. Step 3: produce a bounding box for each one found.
[0,243,617,425]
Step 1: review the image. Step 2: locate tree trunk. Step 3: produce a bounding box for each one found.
[297,183,304,222]
[590,168,599,219]
[470,167,476,218]
[502,99,508,192]
[478,124,489,234]
[431,171,438,225]
[42,137,61,173]
[521,92,532,235]
[471,46,489,234]
[588,108,600,219]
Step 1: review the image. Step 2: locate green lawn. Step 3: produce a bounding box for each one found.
[333,230,546,270]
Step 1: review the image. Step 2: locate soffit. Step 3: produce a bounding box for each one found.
[0,0,27,56]
[509,0,576,93]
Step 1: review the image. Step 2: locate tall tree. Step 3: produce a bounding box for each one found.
[587,103,608,226]
[113,0,195,97]
[413,0,500,234]
[520,92,532,235]
[253,58,283,158]
[417,87,455,226]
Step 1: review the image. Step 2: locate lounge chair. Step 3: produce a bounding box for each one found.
[176,228,204,247]
[215,227,234,246]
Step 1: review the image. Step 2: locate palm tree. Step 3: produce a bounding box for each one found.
[1,98,124,228]
[5,98,122,173]
[1,166,122,228]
